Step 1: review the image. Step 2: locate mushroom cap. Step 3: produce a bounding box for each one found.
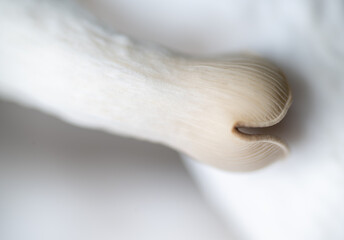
[171,55,292,171]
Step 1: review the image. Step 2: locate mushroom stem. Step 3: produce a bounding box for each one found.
[0,0,292,171]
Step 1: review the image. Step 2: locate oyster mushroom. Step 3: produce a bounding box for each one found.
[0,0,292,171]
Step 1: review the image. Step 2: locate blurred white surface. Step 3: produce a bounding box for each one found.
[1,0,344,240]
[0,101,231,240]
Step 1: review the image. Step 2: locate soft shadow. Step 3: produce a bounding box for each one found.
[240,61,314,150]
[0,99,231,240]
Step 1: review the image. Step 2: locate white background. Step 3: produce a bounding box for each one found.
[1,0,344,239]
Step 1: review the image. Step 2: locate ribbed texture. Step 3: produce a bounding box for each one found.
[176,56,292,171]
